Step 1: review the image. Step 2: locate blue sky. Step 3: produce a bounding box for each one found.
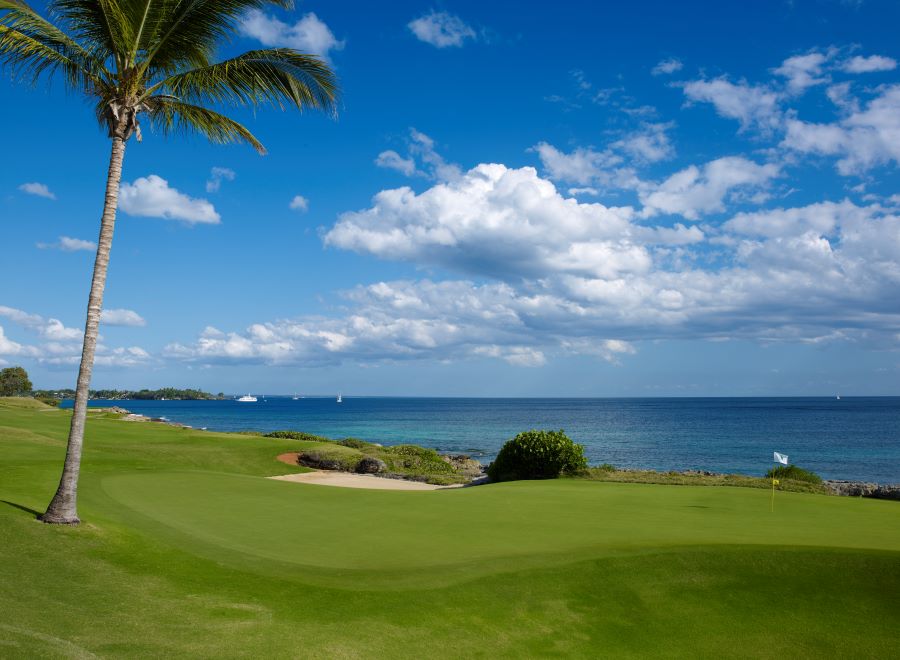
[2,0,900,396]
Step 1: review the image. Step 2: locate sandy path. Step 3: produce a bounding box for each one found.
[268,471,464,491]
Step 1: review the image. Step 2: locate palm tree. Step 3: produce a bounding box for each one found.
[0,0,338,524]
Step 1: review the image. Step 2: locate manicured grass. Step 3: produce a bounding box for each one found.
[1,397,899,657]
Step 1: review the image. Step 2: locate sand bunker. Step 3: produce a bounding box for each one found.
[268,470,463,491]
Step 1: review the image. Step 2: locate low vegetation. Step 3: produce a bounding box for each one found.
[487,429,588,482]
[33,387,225,401]
[264,430,480,485]
[579,466,829,494]
[767,464,823,484]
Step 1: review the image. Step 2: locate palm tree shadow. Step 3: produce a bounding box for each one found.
[1,500,42,518]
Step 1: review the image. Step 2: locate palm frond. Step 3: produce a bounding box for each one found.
[51,0,132,68]
[145,95,266,153]
[141,0,292,74]
[0,1,110,88]
[147,48,337,114]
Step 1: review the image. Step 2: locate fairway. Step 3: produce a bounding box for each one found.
[2,398,899,657]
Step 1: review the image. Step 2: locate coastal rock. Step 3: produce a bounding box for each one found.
[297,452,346,471]
[824,480,900,501]
[356,456,387,474]
[441,454,485,478]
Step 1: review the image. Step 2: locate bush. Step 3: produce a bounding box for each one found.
[0,366,32,397]
[265,430,330,442]
[382,444,455,475]
[35,396,60,407]
[338,438,375,450]
[487,430,588,482]
[766,464,822,484]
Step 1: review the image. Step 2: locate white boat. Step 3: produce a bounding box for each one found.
[836,394,841,400]
[237,394,257,402]
[336,394,342,403]
[292,392,300,400]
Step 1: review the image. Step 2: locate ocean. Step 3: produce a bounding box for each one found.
[65,397,900,483]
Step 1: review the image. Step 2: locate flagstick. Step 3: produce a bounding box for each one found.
[771,477,775,513]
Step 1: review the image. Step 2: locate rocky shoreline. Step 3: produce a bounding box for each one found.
[105,406,898,499]
[823,480,900,501]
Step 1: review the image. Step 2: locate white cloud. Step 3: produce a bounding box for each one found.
[36,236,96,252]
[773,50,832,94]
[639,157,780,220]
[206,167,235,193]
[841,55,897,73]
[240,10,344,61]
[41,319,82,342]
[0,325,37,356]
[101,309,146,327]
[289,195,309,212]
[531,142,619,185]
[681,78,782,132]
[0,306,43,329]
[375,129,461,182]
[119,175,220,225]
[375,150,418,177]
[408,11,476,48]
[18,182,56,199]
[612,122,675,163]
[782,84,900,174]
[652,58,683,75]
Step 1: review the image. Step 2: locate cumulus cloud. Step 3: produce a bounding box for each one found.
[681,78,782,132]
[408,11,476,48]
[841,54,897,73]
[0,325,38,357]
[289,195,309,212]
[240,10,344,61]
[101,309,146,327]
[531,142,621,186]
[206,167,235,193]
[375,150,418,176]
[0,305,152,367]
[18,182,56,199]
[773,50,833,94]
[652,58,683,75]
[119,175,220,224]
[36,236,96,252]
[782,84,900,174]
[612,122,675,163]
[639,157,780,220]
[375,128,461,182]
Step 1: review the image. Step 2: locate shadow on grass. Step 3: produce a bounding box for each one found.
[0,500,42,519]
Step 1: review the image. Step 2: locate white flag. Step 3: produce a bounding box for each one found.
[773,452,789,465]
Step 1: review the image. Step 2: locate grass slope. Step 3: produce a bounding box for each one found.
[1,397,899,657]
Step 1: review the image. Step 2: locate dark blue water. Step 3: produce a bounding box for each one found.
[66,397,900,483]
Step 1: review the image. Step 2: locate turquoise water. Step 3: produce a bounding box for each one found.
[68,397,900,483]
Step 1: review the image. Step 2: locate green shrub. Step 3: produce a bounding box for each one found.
[35,396,60,407]
[487,430,588,482]
[766,465,822,484]
[338,438,375,450]
[596,463,616,472]
[382,445,455,475]
[265,430,330,442]
[298,446,363,472]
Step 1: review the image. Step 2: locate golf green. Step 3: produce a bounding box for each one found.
[1,398,899,657]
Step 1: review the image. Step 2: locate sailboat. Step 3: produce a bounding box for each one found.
[336,393,343,404]
[836,394,841,400]
[292,392,300,400]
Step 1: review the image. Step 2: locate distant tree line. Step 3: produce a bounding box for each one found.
[32,387,225,401]
[0,366,224,401]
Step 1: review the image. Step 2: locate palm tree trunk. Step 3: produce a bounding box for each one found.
[41,136,127,525]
